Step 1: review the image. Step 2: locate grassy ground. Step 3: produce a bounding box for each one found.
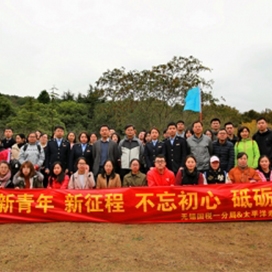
[1,221,271,272]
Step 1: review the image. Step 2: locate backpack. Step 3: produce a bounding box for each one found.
[23,143,42,153]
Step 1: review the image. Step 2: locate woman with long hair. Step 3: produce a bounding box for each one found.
[228,152,261,183]
[47,161,69,189]
[68,157,95,189]
[0,161,13,188]
[234,126,260,168]
[13,161,44,189]
[175,155,207,185]
[256,155,272,182]
[96,160,121,189]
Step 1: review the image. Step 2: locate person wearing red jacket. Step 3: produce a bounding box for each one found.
[47,161,69,189]
[147,155,175,186]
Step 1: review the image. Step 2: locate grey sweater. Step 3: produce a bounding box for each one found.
[18,143,45,167]
[187,134,213,171]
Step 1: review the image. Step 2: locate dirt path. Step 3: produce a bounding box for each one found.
[1,222,271,271]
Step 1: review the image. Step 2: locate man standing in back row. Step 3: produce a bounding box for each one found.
[253,117,272,163]
[92,125,120,178]
[164,122,187,175]
[187,121,213,172]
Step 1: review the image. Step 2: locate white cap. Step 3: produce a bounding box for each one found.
[210,155,220,163]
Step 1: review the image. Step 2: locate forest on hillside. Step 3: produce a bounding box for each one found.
[0,56,271,137]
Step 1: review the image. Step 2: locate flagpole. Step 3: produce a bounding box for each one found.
[199,87,202,122]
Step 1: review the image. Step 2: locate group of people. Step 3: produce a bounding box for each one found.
[0,116,271,190]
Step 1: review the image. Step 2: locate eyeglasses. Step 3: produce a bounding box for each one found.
[155,160,166,164]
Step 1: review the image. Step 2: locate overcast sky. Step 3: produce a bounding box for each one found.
[1,0,271,113]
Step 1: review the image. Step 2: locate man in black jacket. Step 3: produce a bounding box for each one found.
[164,122,187,175]
[212,128,234,172]
[45,126,70,174]
[1,128,15,149]
[253,117,272,163]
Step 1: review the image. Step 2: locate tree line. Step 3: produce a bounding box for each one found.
[0,56,271,137]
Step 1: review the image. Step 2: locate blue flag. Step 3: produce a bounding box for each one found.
[184,87,201,112]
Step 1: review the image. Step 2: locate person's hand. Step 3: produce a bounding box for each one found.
[85,165,90,173]
[249,179,256,183]
[65,169,69,174]
[15,187,20,189]
[45,169,50,174]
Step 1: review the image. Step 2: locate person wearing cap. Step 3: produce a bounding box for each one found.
[45,126,70,176]
[212,128,234,172]
[204,156,228,184]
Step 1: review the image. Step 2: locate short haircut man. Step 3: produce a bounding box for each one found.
[253,117,272,163]
[147,154,175,186]
[212,128,234,171]
[164,122,188,175]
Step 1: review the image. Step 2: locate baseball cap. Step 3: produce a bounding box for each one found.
[210,156,220,163]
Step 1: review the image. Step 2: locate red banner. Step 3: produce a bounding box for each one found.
[1,182,272,223]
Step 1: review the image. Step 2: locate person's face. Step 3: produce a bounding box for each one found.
[193,123,203,135]
[22,166,31,176]
[68,133,76,143]
[240,129,249,139]
[55,128,64,139]
[28,133,37,144]
[90,134,97,144]
[154,158,166,171]
[109,129,115,136]
[211,161,220,170]
[225,125,234,135]
[186,158,196,171]
[217,130,228,141]
[259,157,270,170]
[168,126,176,137]
[164,131,170,139]
[53,164,62,175]
[4,129,13,138]
[257,120,267,132]
[100,127,109,138]
[131,160,140,173]
[111,134,118,143]
[238,155,248,167]
[77,159,86,172]
[125,127,135,138]
[211,121,220,131]
[185,131,192,138]
[15,135,23,144]
[40,134,48,145]
[138,132,145,141]
[145,133,151,143]
[80,133,88,144]
[0,163,9,176]
[104,161,113,174]
[35,131,41,140]
[151,129,159,140]
[177,122,185,131]
[205,131,213,139]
